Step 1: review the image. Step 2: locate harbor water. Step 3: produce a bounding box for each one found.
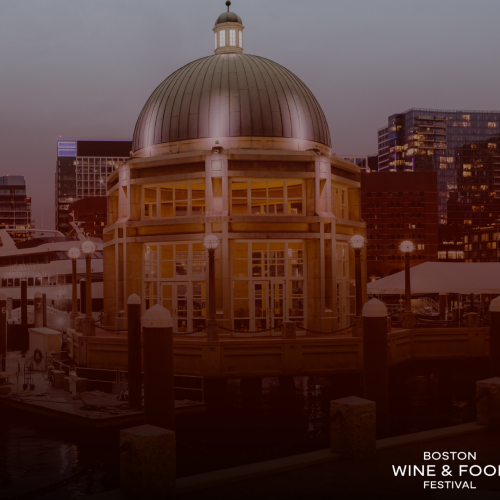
[0,359,488,499]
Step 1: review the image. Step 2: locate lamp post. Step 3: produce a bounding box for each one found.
[68,247,81,330]
[202,234,220,341]
[399,240,416,328]
[349,235,365,317]
[81,239,97,336]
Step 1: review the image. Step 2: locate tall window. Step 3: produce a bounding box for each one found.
[336,243,349,277]
[332,185,348,219]
[232,241,305,333]
[144,242,207,331]
[219,30,225,47]
[214,32,217,50]
[143,181,205,219]
[239,30,243,47]
[229,29,236,46]
[231,180,304,215]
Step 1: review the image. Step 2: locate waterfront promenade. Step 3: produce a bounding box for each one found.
[176,428,500,499]
[82,424,500,500]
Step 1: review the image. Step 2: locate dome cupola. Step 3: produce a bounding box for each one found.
[131,1,332,156]
[213,1,244,55]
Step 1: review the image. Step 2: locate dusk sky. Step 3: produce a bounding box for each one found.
[1,0,499,229]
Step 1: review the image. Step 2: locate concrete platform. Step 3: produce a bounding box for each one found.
[79,421,499,499]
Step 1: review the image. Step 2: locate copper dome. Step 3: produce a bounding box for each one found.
[132,53,331,153]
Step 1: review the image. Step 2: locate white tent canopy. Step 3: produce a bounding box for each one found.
[367,262,500,295]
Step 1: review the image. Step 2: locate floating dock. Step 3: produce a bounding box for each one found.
[0,364,205,429]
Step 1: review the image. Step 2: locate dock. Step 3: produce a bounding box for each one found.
[0,358,205,429]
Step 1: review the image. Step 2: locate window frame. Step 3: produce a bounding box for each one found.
[142,180,206,220]
[332,184,349,219]
[230,179,305,216]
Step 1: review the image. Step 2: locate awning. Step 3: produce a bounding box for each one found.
[367,262,500,295]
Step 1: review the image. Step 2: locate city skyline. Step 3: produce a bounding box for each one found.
[1,0,500,228]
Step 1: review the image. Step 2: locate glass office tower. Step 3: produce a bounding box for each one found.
[377,109,500,226]
[55,139,131,234]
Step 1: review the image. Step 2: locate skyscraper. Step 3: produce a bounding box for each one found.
[0,175,33,242]
[55,138,131,234]
[377,108,500,226]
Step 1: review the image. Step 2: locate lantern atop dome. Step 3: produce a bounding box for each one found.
[213,1,244,55]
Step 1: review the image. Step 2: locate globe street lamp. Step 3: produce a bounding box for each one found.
[67,247,81,329]
[399,240,415,328]
[349,235,365,317]
[202,234,220,341]
[81,239,97,336]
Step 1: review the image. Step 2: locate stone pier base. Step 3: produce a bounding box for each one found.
[330,396,376,459]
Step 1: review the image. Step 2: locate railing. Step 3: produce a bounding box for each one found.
[46,352,204,402]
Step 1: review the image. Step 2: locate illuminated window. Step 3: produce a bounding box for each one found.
[332,186,348,219]
[488,143,497,149]
[488,122,497,128]
[336,243,349,277]
[239,30,243,47]
[231,180,303,215]
[219,30,225,47]
[438,251,446,259]
[143,182,205,218]
[462,115,470,121]
[229,29,236,46]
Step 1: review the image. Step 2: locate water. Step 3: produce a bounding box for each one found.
[0,359,489,499]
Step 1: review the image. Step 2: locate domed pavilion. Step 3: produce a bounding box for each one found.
[103,2,366,334]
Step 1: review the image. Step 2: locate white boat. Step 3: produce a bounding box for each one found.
[0,222,103,312]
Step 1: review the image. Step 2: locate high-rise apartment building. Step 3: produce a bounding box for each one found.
[447,135,500,228]
[55,138,131,234]
[0,175,33,242]
[377,109,500,226]
[361,171,439,280]
[334,154,378,172]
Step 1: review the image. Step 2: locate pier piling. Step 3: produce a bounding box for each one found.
[0,293,6,371]
[127,294,142,409]
[489,297,500,377]
[20,279,27,325]
[362,298,389,415]
[42,293,47,327]
[142,304,175,431]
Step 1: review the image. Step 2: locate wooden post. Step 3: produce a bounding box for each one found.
[42,293,47,327]
[127,294,142,409]
[0,293,6,372]
[21,279,28,325]
[142,304,175,431]
[489,297,500,377]
[362,298,388,415]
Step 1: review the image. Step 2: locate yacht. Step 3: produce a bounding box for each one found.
[0,222,103,311]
